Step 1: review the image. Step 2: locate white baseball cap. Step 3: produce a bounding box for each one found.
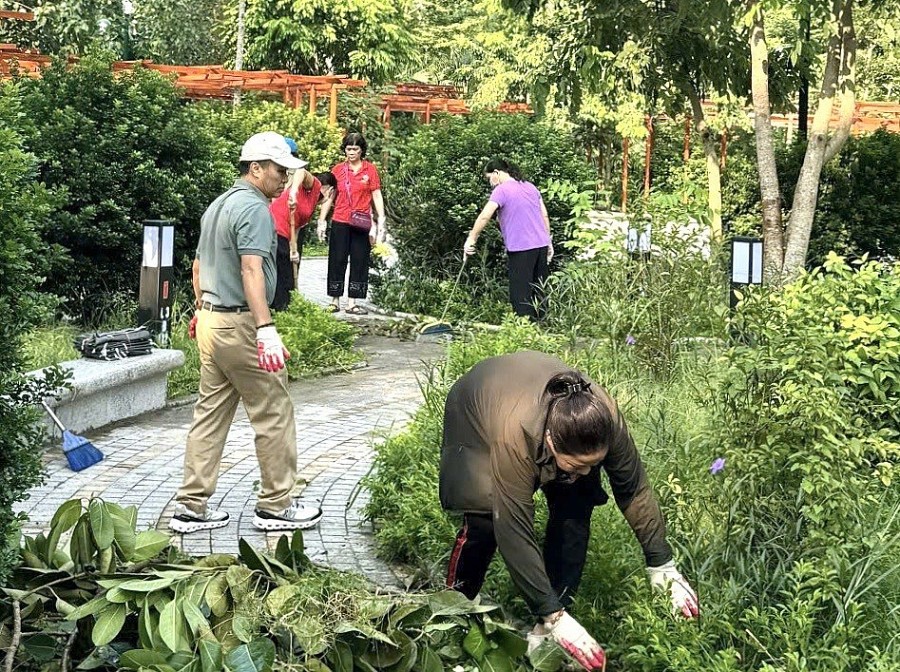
[239,131,306,169]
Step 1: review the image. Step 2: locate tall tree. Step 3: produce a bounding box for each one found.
[503,0,749,239]
[227,0,417,83]
[131,0,230,65]
[748,0,858,280]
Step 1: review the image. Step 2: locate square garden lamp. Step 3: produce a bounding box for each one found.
[730,236,763,310]
[137,220,175,344]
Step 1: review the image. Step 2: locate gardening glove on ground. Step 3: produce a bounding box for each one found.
[316,219,327,242]
[256,325,290,373]
[188,314,198,340]
[544,611,606,671]
[647,560,699,618]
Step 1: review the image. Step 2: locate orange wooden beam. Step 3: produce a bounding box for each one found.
[0,10,35,20]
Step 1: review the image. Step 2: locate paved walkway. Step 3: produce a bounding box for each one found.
[18,260,443,587]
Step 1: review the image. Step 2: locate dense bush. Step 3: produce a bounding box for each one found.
[365,257,900,669]
[4,55,235,322]
[0,122,66,583]
[374,113,594,318]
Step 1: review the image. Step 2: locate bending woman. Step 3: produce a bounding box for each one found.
[463,158,553,320]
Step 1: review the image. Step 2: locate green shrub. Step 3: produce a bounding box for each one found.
[375,113,594,319]
[0,121,67,583]
[6,55,235,323]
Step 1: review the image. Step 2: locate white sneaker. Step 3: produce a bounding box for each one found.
[253,499,322,531]
[169,503,230,533]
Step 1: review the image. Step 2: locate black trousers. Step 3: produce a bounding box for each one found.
[327,221,370,299]
[446,468,607,610]
[507,247,549,320]
[272,230,307,312]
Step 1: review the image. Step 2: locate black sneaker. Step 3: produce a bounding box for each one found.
[169,503,230,533]
[253,500,323,531]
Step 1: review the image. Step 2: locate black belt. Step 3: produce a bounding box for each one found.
[200,301,250,314]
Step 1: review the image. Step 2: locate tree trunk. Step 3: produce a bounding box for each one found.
[685,86,723,241]
[749,2,783,282]
[783,0,855,277]
[798,12,811,140]
[233,0,246,105]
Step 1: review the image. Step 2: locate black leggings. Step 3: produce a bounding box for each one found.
[327,221,370,299]
[507,247,549,320]
[446,468,607,610]
[272,230,306,312]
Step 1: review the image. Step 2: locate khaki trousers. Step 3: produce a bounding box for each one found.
[177,309,296,514]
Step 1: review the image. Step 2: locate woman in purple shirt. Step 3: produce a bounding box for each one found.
[464,158,553,320]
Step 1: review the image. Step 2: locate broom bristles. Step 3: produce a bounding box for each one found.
[61,430,104,471]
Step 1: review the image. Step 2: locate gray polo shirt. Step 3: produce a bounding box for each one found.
[195,179,277,307]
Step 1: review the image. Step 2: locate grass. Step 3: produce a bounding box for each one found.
[21,324,79,370]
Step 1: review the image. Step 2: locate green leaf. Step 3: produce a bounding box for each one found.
[205,574,230,617]
[224,639,275,672]
[482,649,515,672]
[528,640,566,672]
[238,538,275,578]
[428,590,496,616]
[182,598,212,639]
[70,515,95,569]
[47,499,83,560]
[131,530,172,561]
[119,576,178,592]
[68,595,111,621]
[415,646,443,672]
[119,649,170,670]
[92,603,127,646]
[107,502,137,557]
[22,633,57,662]
[200,639,224,672]
[463,624,490,660]
[329,640,354,672]
[233,614,255,643]
[89,499,115,550]
[493,627,528,659]
[139,599,160,649]
[274,535,291,565]
[159,598,190,653]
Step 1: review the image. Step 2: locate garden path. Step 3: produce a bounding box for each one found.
[17,258,443,588]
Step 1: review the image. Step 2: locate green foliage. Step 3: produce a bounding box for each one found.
[376,113,593,320]
[19,325,79,371]
[0,0,129,56]
[275,294,364,379]
[544,205,728,375]
[231,0,417,84]
[132,0,230,65]
[0,119,67,583]
[1,499,560,671]
[195,100,344,174]
[4,55,235,322]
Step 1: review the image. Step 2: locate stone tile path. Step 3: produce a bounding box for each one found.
[17,259,443,587]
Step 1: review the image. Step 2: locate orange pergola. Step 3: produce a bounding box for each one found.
[379,82,532,127]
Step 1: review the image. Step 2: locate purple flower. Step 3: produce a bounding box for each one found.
[625,334,636,346]
[709,458,726,475]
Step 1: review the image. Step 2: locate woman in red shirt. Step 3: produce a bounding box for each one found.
[317,132,386,315]
[269,142,337,311]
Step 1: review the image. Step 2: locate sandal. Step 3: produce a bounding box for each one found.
[345,305,369,315]
[326,303,340,313]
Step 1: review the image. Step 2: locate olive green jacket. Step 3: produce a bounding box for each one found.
[439,350,672,615]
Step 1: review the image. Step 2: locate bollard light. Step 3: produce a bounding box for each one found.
[137,219,175,344]
[730,236,763,310]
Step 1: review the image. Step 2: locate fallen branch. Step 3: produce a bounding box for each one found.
[3,599,21,672]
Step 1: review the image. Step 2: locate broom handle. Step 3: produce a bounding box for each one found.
[41,400,67,432]
[438,255,467,325]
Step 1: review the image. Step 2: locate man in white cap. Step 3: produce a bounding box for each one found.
[172,131,323,533]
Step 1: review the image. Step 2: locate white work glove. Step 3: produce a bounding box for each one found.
[544,611,606,671]
[290,250,300,264]
[256,325,291,373]
[463,234,477,257]
[376,215,387,244]
[548,240,555,263]
[647,560,699,619]
[316,219,327,242]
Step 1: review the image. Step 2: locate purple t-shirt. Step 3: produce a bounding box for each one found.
[489,180,551,252]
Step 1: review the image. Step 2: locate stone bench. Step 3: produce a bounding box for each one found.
[31,349,185,436]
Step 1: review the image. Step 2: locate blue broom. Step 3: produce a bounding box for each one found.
[41,401,104,471]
